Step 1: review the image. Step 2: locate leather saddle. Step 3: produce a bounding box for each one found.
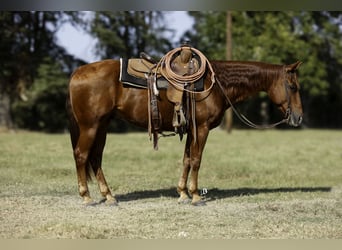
[119,45,205,149]
[120,49,204,91]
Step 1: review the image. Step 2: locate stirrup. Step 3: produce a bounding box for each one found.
[172,108,186,128]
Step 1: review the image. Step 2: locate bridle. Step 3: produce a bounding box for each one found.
[215,74,292,129]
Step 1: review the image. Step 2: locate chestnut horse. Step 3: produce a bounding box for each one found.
[66,59,303,206]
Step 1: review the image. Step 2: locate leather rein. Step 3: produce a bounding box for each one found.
[215,74,292,129]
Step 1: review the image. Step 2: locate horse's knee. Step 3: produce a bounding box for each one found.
[183,157,191,167]
[190,158,201,171]
[74,147,88,167]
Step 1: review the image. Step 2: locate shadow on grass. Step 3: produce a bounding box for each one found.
[205,187,332,202]
[116,188,178,202]
[116,186,332,202]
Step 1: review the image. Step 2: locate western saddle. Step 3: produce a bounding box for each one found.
[120,43,210,149]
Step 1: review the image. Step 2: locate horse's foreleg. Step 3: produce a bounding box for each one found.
[177,126,209,205]
[188,126,209,206]
[94,168,116,205]
[177,135,192,204]
[89,121,117,206]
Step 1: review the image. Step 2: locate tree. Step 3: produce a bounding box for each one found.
[0,11,86,130]
[184,12,226,60]
[12,57,70,132]
[90,11,173,59]
[223,11,233,133]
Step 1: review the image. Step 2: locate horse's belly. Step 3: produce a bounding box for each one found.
[115,89,175,131]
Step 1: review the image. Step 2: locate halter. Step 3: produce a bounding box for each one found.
[215,75,292,129]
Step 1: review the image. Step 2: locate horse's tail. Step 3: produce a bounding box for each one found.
[66,92,79,150]
[66,91,93,181]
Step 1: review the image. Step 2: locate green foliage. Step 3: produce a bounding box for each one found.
[12,58,69,132]
[0,12,69,93]
[185,12,226,59]
[91,11,173,59]
[0,11,85,130]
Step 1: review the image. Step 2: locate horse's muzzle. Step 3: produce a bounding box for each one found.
[288,112,303,127]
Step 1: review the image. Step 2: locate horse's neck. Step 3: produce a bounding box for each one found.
[212,61,282,103]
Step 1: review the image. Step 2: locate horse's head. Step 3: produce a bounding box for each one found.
[268,61,303,127]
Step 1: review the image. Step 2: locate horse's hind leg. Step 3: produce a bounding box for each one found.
[88,119,117,206]
[74,126,98,205]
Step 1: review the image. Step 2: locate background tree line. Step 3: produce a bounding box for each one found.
[1,11,341,132]
[184,11,342,128]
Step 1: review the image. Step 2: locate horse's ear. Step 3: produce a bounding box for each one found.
[286,61,303,72]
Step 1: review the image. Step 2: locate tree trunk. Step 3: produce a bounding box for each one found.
[221,11,233,133]
[0,91,13,130]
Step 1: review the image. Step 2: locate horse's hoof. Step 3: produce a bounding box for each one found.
[83,199,97,206]
[178,197,191,204]
[191,200,206,206]
[105,198,118,206]
[98,198,118,206]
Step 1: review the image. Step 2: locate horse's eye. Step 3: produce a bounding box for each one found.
[289,84,297,92]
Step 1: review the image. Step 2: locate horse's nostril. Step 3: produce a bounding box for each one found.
[298,116,303,124]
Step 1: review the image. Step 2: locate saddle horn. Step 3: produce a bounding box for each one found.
[140,52,157,64]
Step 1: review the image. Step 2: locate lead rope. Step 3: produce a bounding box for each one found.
[215,77,290,129]
[154,47,216,144]
[155,47,216,94]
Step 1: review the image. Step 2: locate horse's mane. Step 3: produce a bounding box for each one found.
[211,61,284,95]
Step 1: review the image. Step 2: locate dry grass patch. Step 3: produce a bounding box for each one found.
[0,129,341,238]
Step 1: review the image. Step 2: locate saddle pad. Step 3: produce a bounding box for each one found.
[120,58,168,89]
[119,58,205,91]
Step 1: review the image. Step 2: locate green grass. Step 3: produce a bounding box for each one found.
[0,129,341,238]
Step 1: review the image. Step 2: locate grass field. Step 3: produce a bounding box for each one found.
[0,129,341,239]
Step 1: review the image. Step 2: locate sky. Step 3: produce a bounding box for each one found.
[56,11,194,62]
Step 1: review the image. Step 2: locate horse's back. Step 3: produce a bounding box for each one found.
[70,59,120,83]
